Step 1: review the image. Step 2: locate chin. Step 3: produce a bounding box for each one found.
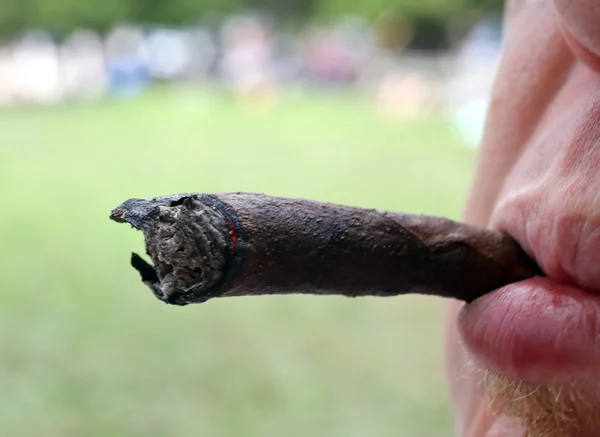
[465,359,600,437]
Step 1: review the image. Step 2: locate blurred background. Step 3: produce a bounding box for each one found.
[1,1,505,436]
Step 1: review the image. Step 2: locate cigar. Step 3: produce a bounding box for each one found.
[109,192,542,306]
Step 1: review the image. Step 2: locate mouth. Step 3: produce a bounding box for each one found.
[456,76,600,387]
[458,275,600,385]
[458,174,600,386]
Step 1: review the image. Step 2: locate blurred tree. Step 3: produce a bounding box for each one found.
[317,0,475,22]
[316,0,498,50]
[246,0,319,21]
[30,0,134,34]
[0,0,502,44]
[130,0,242,25]
[131,0,319,23]
[373,9,415,51]
[0,1,30,39]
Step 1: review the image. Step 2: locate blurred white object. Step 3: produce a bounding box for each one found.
[183,27,217,79]
[105,25,148,60]
[0,49,15,106]
[11,31,64,104]
[219,15,274,89]
[376,71,443,118]
[105,25,149,97]
[448,15,503,148]
[219,14,279,108]
[332,16,375,79]
[146,28,192,80]
[60,29,107,100]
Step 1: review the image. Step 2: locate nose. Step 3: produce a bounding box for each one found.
[554,0,600,73]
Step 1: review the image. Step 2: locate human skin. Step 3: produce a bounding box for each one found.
[445,1,600,436]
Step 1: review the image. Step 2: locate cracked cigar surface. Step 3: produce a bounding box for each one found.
[109,192,542,306]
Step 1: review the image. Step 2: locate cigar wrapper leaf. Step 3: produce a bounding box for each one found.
[109,192,542,306]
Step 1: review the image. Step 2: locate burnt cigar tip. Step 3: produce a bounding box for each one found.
[109,198,157,230]
[109,194,202,229]
[112,194,240,306]
[130,252,194,306]
[131,252,159,284]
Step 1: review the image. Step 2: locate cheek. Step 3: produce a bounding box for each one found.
[560,22,600,74]
[555,0,600,73]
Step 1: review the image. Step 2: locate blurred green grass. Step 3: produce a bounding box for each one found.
[0,87,475,437]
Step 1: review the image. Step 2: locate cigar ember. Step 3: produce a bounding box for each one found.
[109,192,542,306]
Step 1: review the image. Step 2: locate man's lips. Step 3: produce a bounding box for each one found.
[458,276,600,384]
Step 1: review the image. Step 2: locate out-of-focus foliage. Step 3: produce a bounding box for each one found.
[319,0,471,21]
[0,1,28,37]
[30,0,132,33]
[0,0,502,39]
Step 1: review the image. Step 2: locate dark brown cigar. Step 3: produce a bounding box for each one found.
[109,192,542,306]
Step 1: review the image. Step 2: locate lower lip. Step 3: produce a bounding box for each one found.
[458,276,600,384]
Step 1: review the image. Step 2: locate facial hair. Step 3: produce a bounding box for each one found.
[465,363,600,437]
